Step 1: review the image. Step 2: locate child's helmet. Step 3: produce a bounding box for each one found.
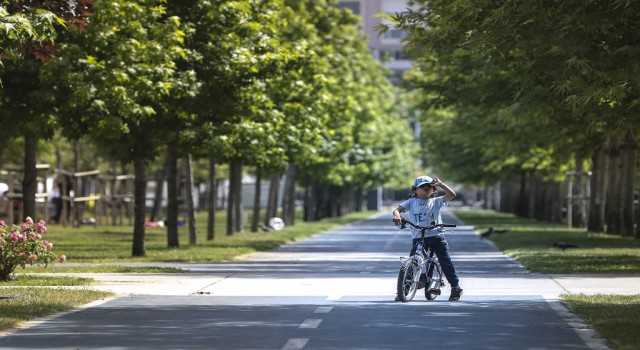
[412,175,434,189]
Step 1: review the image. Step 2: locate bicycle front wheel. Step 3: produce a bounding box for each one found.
[396,260,419,302]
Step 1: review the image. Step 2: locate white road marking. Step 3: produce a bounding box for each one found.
[314,306,333,314]
[281,338,309,350]
[426,312,472,317]
[299,319,322,328]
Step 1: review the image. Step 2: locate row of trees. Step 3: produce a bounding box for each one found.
[0,0,420,256]
[387,0,639,238]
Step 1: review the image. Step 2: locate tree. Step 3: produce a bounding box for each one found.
[174,0,296,236]
[279,0,417,220]
[0,0,92,223]
[48,0,198,255]
[388,0,640,233]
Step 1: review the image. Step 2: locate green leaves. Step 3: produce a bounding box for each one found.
[390,0,640,185]
[45,0,198,163]
[3,0,417,194]
[0,6,58,46]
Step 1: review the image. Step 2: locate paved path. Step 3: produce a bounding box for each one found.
[0,210,637,349]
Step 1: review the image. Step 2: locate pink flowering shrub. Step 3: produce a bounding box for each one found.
[0,217,66,281]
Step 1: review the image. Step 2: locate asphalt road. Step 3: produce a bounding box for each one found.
[0,210,609,350]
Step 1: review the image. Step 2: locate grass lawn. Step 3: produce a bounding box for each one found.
[0,209,379,331]
[32,209,380,264]
[452,208,640,274]
[563,294,640,350]
[453,208,640,350]
[0,275,113,330]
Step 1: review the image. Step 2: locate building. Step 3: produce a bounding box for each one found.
[337,0,413,85]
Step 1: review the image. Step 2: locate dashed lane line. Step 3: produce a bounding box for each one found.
[314,306,333,314]
[283,307,331,349]
[281,338,309,350]
[299,319,323,328]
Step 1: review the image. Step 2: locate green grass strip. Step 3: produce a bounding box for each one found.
[18,265,187,274]
[453,209,640,274]
[38,210,380,264]
[563,294,640,350]
[0,286,113,331]
[0,275,93,286]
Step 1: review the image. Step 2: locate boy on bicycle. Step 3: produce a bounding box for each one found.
[392,175,463,301]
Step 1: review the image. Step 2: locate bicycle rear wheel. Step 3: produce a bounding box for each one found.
[396,260,419,302]
[425,262,443,300]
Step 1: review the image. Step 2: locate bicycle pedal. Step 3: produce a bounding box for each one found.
[428,288,441,295]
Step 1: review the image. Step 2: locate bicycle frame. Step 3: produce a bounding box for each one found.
[396,219,455,302]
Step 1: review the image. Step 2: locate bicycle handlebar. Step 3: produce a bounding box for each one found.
[400,219,456,231]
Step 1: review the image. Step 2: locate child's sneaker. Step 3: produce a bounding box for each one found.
[449,286,463,301]
[427,288,441,295]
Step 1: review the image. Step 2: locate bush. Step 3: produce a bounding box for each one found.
[0,217,66,281]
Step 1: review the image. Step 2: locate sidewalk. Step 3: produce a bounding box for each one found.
[550,274,640,295]
[59,246,640,298]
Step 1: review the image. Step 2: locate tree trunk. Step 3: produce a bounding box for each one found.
[184,154,197,245]
[500,176,518,215]
[132,155,147,257]
[605,137,622,234]
[314,182,329,221]
[303,178,313,221]
[332,185,341,217]
[588,136,609,232]
[73,140,79,171]
[543,180,563,223]
[355,187,363,212]
[233,160,244,233]
[517,170,528,217]
[282,162,297,225]
[265,173,280,226]
[226,161,236,236]
[527,171,537,219]
[570,159,587,228]
[207,152,216,240]
[329,185,340,217]
[150,153,169,222]
[22,132,37,221]
[251,167,262,232]
[166,143,179,248]
[621,131,637,237]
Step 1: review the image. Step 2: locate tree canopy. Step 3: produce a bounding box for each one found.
[385,0,639,235]
[0,0,423,252]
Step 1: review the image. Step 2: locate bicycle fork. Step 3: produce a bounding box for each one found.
[400,255,425,287]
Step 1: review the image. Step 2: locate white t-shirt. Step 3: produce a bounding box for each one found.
[399,196,446,239]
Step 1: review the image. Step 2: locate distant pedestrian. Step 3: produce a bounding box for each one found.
[50,183,62,224]
[51,175,71,224]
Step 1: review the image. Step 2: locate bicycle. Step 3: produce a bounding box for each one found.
[396,219,456,302]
